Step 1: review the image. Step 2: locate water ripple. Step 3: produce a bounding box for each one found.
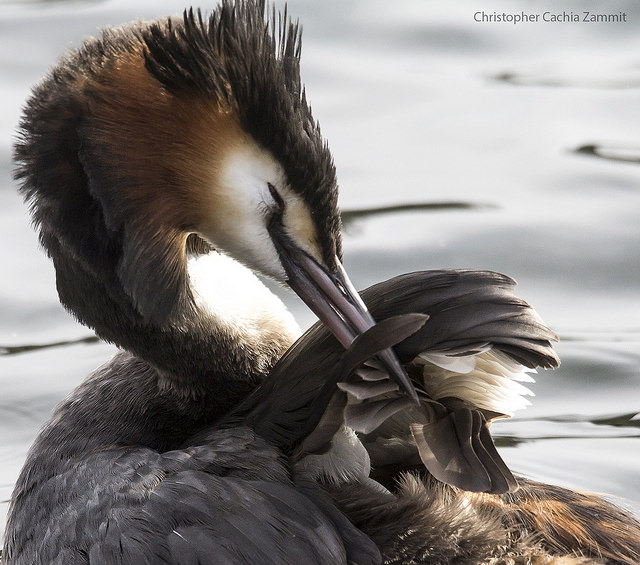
[560,330,640,343]
[0,335,99,356]
[572,143,640,164]
[341,201,495,231]
[493,71,640,90]
[495,432,640,448]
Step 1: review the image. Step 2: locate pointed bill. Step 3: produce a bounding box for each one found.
[269,225,418,403]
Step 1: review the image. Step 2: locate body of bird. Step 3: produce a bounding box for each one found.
[4,2,640,564]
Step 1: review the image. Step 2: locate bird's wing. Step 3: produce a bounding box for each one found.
[11,427,379,565]
[346,270,559,494]
[233,270,558,494]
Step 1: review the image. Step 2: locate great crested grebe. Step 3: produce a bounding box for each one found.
[4,1,640,564]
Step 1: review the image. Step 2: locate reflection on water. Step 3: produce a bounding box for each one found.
[0,335,99,357]
[495,417,640,448]
[573,143,640,164]
[591,412,640,429]
[341,201,494,231]
[1,0,640,539]
[493,70,640,90]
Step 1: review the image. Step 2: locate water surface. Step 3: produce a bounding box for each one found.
[1,0,639,537]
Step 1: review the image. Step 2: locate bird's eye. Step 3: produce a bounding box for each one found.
[267,182,285,213]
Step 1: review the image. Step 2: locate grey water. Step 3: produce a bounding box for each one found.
[1,0,639,538]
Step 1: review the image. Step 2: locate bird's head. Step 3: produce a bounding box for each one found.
[15,1,415,398]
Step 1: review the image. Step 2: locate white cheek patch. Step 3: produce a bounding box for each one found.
[205,137,323,279]
[212,142,289,279]
[416,349,536,417]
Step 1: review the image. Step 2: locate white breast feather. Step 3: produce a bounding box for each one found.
[187,252,302,343]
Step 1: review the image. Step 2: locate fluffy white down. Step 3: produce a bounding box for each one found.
[417,349,536,417]
[295,425,372,485]
[187,252,301,343]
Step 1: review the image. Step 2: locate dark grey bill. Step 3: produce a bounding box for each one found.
[268,223,419,404]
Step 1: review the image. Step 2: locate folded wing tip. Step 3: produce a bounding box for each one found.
[409,410,518,494]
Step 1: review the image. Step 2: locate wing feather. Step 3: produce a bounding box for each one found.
[242,270,558,494]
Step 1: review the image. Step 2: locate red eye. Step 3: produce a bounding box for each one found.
[267,182,285,211]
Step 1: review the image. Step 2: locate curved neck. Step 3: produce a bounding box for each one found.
[50,234,299,415]
[16,65,299,415]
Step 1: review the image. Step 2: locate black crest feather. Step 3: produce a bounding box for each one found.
[143,1,342,264]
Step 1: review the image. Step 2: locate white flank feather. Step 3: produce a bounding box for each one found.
[416,349,535,416]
